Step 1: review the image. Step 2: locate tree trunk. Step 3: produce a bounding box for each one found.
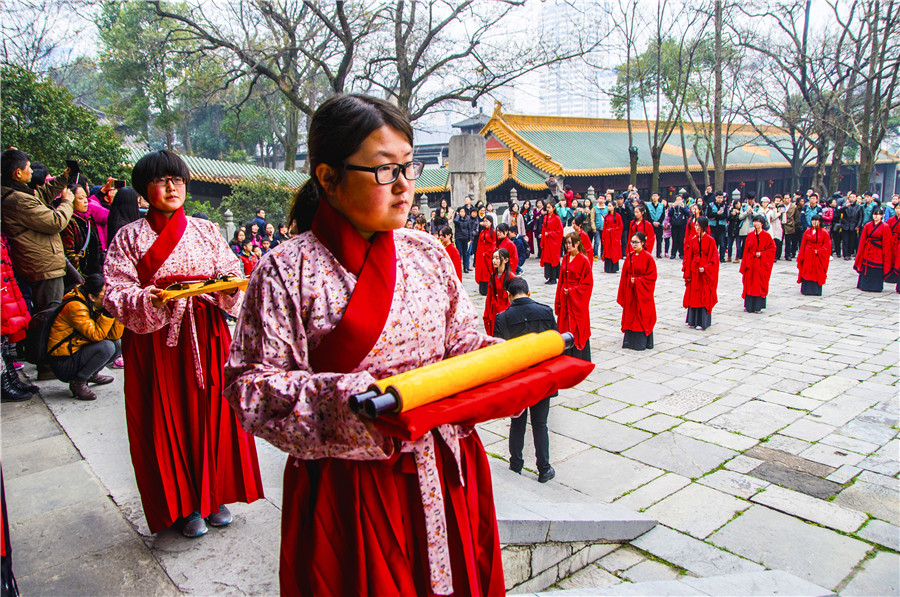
[712,0,724,190]
[680,123,702,198]
[651,147,661,193]
[165,129,175,151]
[182,123,192,155]
[828,129,847,196]
[857,146,875,195]
[282,106,299,172]
[812,134,830,197]
[629,149,639,187]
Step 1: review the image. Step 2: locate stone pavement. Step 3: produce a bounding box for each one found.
[1,244,897,595]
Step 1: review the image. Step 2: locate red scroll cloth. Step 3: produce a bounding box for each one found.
[373,355,594,442]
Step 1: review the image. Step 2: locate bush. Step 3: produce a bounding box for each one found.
[220,176,295,228]
[1,65,129,184]
[183,197,222,225]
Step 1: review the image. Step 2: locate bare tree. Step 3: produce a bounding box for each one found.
[149,0,380,170]
[1,0,96,73]
[358,0,607,121]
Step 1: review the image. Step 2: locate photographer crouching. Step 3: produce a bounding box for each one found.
[47,274,123,400]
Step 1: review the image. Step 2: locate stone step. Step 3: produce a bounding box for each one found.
[497,500,657,544]
[523,570,834,596]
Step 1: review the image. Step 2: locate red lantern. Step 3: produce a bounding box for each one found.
[739,181,746,188]
[668,186,676,191]
[767,179,774,186]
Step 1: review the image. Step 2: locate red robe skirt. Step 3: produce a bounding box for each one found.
[618,250,657,334]
[555,252,593,350]
[474,229,496,284]
[682,233,719,313]
[445,243,463,281]
[740,230,776,298]
[280,432,505,597]
[628,219,655,255]
[601,213,623,262]
[886,217,900,283]
[123,299,264,533]
[855,221,893,276]
[797,227,832,286]
[500,237,518,272]
[683,217,699,253]
[483,271,513,335]
[540,215,563,268]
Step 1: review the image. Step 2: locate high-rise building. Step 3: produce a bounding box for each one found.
[538,0,616,118]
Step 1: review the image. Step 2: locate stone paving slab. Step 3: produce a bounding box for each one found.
[708,400,803,438]
[594,379,674,406]
[749,461,843,500]
[552,449,663,502]
[839,551,899,597]
[611,473,691,512]
[672,421,758,452]
[631,525,764,578]
[623,432,736,478]
[549,407,652,453]
[644,484,750,539]
[832,479,900,525]
[709,505,871,590]
[856,519,900,551]
[644,388,719,416]
[749,485,867,533]
[744,445,836,477]
[698,470,769,499]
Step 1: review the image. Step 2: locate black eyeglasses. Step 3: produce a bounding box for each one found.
[344,160,425,185]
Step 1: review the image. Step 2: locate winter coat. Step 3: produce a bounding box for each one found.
[1,235,31,342]
[1,176,73,283]
[47,286,124,357]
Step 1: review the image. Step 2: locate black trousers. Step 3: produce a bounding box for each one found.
[31,276,64,312]
[785,232,801,258]
[670,226,686,258]
[653,226,664,257]
[774,238,783,260]
[831,230,842,257]
[49,339,121,383]
[508,395,552,473]
[841,229,858,257]
[710,227,726,261]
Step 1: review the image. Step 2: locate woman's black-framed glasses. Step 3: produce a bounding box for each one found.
[344,160,425,185]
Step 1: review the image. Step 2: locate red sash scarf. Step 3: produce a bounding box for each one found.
[308,200,397,374]
[137,207,188,286]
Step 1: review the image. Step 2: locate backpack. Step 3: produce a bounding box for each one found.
[23,295,85,365]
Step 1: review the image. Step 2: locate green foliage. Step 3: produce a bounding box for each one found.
[219,177,294,228]
[183,197,222,225]
[0,65,128,183]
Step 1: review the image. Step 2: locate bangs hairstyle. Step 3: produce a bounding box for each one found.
[290,94,414,233]
[131,150,191,199]
[564,231,583,252]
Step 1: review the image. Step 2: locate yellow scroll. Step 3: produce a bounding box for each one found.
[370,330,566,413]
[158,278,249,304]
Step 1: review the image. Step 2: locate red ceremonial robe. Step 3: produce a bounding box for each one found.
[683,232,719,312]
[555,252,593,350]
[500,237,518,273]
[474,228,497,284]
[445,243,463,281]
[578,229,592,257]
[628,219,655,255]
[540,214,563,267]
[602,212,623,262]
[282,200,504,597]
[483,270,514,335]
[683,217,699,253]
[797,227,832,286]
[121,207,263,534]
[855,221,894,276]
[740,230,776,298]
[886,216,900,282]
[618,249,657,334]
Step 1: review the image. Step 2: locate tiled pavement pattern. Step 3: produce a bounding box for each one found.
[1,244,897,595]
[467,249,898,595]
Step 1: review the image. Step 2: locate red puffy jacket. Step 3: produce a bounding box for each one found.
[1,234,31,342]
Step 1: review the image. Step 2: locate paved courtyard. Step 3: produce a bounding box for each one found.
[2,244,898,595]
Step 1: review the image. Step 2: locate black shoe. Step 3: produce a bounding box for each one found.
[2,372,32,402]
[670,255,677,260]
[538,467,556,483]
[509,463,522,474]
[206,505,233,527]
[3,354,38,394]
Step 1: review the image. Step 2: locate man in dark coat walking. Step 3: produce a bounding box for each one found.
[493,277,557,483]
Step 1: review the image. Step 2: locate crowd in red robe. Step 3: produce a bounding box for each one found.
[854,219,894,292]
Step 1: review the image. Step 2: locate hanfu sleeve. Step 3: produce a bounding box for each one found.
[102,228,172,334]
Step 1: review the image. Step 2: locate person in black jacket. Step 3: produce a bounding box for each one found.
[707,191,728,262]
[493,277,556,484]
[838,192,863,260]
[667,195,689,259]
[453,207,473,273]
[616,193,635,256]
